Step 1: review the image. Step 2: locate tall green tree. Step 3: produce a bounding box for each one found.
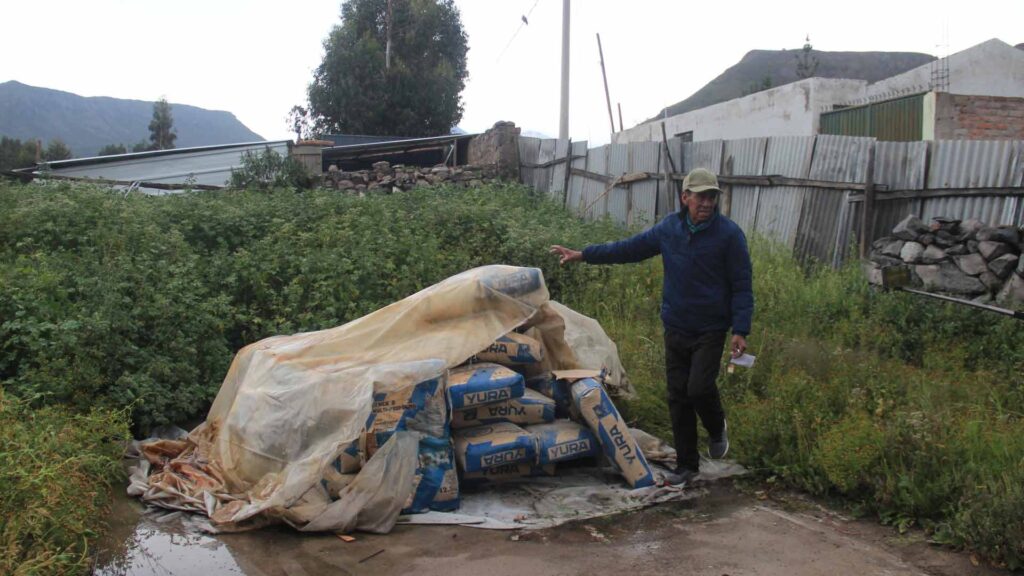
[148,98,177,150]
[43,139,72,161]
[307,0,468,136]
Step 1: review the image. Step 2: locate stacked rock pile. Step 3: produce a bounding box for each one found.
[866,215,1024,305]
[320,160,500,193]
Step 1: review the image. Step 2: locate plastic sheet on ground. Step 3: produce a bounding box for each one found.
[397,459,747,530]
[131,265,637,534]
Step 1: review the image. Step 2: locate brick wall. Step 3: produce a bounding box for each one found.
[934,93,1024,139]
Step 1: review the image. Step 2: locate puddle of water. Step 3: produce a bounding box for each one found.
[92,491,362,576]
[92,495,246,576]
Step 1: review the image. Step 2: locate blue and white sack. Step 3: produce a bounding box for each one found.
[453,421,537,474]
[526,420,599,466]
[403,436,460,514]
[475,332,544,366]
[570,378,655,488]
[451,388,555,429]
[526,373,573,418]
[447,363,525,410]
[363,377,448,459]
[460,462,556,487]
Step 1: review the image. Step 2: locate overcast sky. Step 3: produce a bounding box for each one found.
[1,0,1021,146]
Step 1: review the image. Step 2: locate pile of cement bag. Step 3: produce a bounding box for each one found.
[132,265,651,533]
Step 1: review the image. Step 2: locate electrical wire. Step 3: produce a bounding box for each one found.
[496,0,542,63]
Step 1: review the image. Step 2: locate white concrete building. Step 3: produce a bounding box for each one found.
[614,39,1024,144]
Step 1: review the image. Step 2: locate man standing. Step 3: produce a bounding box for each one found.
[550,168,753,485]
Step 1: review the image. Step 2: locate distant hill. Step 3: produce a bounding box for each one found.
[0,81,264,157]
[647,49,936,122]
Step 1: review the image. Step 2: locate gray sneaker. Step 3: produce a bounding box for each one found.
[661,468,698,486]
[709,420,729,459]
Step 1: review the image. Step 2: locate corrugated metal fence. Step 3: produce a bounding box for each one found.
[519,134,1024,267]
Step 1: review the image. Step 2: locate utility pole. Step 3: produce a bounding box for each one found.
[559,0,570,141]
[596,33,615,136]
[386,0,393,70]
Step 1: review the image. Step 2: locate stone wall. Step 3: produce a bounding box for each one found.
[466,121,521,180]
[865,215,1024,305]
[935,93,1024,140]
[320,160,500,194]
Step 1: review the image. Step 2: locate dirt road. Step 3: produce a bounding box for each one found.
[94,482,1006,576]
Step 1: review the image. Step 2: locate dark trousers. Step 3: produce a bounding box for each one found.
[665,329,727,472]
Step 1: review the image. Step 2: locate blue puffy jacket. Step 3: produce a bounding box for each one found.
[582,209,753,336]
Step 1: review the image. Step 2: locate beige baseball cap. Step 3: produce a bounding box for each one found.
[683,168,721,194]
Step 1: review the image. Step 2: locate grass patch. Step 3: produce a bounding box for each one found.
[0,390,129,575]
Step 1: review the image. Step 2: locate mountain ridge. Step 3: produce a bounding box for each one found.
[0,81,264,157]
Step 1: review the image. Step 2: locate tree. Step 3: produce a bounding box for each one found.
[148,97,177,150]
[286,105,312,141]
[795,35,819,80]
[98,143,127,156]
[0,136,38,171]
[307,0,468,136]
[43,139,72,161]
[132,141,150,153]
[228,147,312,190]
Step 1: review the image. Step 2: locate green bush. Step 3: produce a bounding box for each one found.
[0,180,620,431]
[228,147,313,190]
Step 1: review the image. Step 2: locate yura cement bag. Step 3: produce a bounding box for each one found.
[526,420,599,466]
[525,373,572,418]
[570,378,655,488]
[474,331,544,366]
[447,363,525,410]
[450,388,555,429]
[460,462,556,487]
[328,439,363,475]
[453,422,537,474]
[363,377,448,459]
[403,436,460,514]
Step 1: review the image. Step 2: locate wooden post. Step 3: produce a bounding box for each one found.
[660,122,678,213]
[859,141,877,259]
[596,34,616,136]
[721,155,734,218]
[562,139,573,208]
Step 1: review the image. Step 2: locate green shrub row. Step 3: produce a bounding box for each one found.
[0,180,622,431]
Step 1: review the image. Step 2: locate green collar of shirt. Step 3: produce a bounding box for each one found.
[685,212,713,234]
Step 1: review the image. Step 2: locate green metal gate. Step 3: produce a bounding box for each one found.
[820,93,925,141]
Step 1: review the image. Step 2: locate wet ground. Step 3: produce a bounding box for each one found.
[93,482,1008,576]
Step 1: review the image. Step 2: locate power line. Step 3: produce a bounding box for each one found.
[496,0,542,63]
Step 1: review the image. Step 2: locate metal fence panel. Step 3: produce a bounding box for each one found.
[755,136,814,247]
[682,140,723,174]
[566,140,588,211]
[518,137,541,186]
[549,139,571,201]
[581,146,608,220]
[534,138,558,193]
[630,141,661,228]
[606,144,630,225]
[723,137,767,232]
[928,139,1024,188]
[800,135,873,265]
